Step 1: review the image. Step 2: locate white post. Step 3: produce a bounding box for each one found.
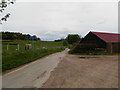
[18,44,19,50]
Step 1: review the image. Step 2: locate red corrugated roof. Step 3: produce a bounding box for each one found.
[91,31,120,43]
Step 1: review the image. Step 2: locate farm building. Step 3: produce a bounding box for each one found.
[80,31,120,53]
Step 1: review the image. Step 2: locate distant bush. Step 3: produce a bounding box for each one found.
[63,40,68,46]
[54,38,64,42]
[1,32,40,40]
[66,34,81,44]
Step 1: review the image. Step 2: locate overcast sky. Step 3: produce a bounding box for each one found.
[1,0,118,41]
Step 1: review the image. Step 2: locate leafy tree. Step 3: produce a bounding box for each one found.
[66,34,81,44]
[1,31,41,40]
[63,40,68,46]
[0,0,15,24]
[35,37,41,41]
[54,38,64,42]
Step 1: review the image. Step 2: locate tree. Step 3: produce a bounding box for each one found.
[66,34,81,44]
[0,0,15,24]
[63,40,68,46]
[54,38,64,42]
[1,31,41,40]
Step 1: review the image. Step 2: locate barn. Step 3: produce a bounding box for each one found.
[80,31,120,53]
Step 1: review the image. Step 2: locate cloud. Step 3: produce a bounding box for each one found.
[2,2,118,41]
[39,30,73,41]
[96,19,107,25]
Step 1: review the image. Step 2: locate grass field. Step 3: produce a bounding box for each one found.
[2,40,65,72]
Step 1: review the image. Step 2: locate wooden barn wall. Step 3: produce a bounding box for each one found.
[112,43,120,53]
[107,43,120,53]
[81,32,107,48]
[107,43,113,53]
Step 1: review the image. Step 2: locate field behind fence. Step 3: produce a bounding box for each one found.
[2,40,65,72]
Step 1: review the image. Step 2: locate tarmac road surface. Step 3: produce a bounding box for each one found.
[2,48,69,88]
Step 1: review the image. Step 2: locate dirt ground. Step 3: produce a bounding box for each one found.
[42,55,118,88]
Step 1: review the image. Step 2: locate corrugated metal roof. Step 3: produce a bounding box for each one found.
[91,31,120,43]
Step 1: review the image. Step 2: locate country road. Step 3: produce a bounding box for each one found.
[2,48,69,88]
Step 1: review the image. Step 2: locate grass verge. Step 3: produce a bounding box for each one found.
[2,41,65,72]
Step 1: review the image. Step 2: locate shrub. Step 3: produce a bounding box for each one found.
[63,40,68,46]
[66,34,81,44]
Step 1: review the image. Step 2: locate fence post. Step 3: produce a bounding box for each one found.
[18,44,19,50]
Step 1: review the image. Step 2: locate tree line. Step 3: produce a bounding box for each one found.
[1,32,40,40]
[54,34,82,46]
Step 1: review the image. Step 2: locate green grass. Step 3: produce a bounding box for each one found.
[2,40,65,72]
